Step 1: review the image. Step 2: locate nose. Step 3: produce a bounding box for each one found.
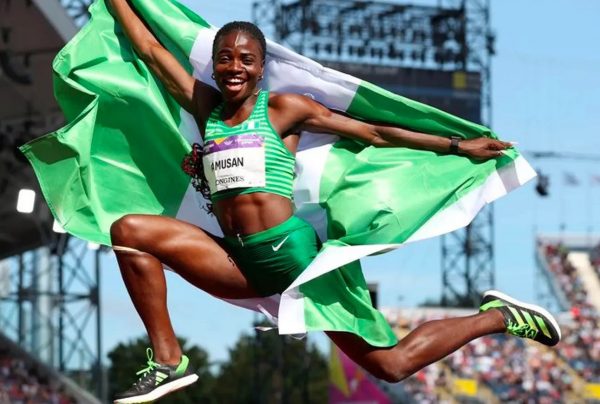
[228,58,244,73]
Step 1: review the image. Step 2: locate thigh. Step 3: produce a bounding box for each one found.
[326,331,396,380]
[111,214,260,299]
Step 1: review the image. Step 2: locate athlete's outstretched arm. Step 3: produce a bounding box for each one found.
[271,94,510,160]
[109,0,219,124]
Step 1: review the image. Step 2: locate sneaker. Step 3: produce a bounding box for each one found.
[113,348,199,403]
[479,290,561,346]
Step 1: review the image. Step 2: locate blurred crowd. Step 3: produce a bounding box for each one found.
[382,241,600,402]
[390,311,572,403]
[591,243,600,277]
[543,243,600,383]
[392,242,600,402]
[400,361,449,404]
[0,349,74,404]
[445,333,571,402]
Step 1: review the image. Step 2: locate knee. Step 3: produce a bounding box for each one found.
[374,364,406,384]
[368,359,408,384]
[110,214,145,246]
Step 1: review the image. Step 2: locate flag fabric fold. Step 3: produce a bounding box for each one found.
[21,0,536,340]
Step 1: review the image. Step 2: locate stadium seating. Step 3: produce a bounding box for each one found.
[382,304,579,402]
[0,350,75,403]
[538,242,600,401]
[0,333,80,404]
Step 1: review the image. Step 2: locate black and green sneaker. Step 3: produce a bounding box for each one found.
[113,348,199,403]
[479,290,561,346]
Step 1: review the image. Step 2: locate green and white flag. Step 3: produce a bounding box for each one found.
[21,0,535,338]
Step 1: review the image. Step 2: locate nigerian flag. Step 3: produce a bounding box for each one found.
[21,0,535,338]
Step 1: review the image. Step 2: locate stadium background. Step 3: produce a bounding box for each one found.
[1,0,599,402]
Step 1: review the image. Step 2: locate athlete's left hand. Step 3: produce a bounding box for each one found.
[458,137,513,160]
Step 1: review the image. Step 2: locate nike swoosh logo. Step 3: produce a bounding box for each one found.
[272,235,290,252]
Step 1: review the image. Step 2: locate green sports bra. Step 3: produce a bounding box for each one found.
[201,91,296,202]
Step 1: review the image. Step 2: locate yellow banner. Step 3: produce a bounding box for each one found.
[585,383,600,399]
[453,378,478,397]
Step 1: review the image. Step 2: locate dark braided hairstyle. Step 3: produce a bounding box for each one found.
[212,21,267,62]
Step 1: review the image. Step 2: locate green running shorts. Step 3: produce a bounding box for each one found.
[223,215,319,297]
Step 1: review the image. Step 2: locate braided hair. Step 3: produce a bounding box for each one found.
[212,21,267,62]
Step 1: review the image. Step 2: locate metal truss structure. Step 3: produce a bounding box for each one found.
[0,237,107,400]
[441,208,494,307]
[0,0,106,400]
[253,0,495,307]
[439,0,494,307]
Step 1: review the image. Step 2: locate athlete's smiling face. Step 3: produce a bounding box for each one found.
[212,30,265,103]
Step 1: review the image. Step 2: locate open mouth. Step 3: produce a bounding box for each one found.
[223,77,246,92]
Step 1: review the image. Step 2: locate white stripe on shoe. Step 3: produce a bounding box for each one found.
[113,374,199,404]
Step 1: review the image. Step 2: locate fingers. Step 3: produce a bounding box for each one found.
[488,139,512,150]
[483,150,504,159]
[492,139,517,149]
[461,137,515,160]
[472,148,504,160]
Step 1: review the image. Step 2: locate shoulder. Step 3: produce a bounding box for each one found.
[267,92,329,119]
[268,92,315,112]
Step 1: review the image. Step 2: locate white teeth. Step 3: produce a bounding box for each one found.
[225,78,244,85]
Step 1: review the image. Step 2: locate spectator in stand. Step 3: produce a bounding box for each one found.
[382,242,600,400]
[382,255,600,400]
[389,310,573,402]
[0,350,75,404]
[542,243,600,382]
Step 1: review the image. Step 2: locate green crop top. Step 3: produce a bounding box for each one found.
[202,91,296,202]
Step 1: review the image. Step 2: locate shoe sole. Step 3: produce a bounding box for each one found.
[483,289,562,342]
[113,374,199,404]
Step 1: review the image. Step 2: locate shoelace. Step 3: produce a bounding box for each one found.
[135,348,160,382]
[506,321,538,339]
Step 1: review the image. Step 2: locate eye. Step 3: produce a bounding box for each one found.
[239,53,256,63]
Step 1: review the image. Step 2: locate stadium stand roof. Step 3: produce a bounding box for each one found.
[0,0,76,259]
[537,234,600,251]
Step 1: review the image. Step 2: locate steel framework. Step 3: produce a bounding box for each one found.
[253,0,494,307]
[0,236,107,400]
[439,0,494,307]
[0,0,106,399]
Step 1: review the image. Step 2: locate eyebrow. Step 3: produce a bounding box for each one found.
[216,49,258,57]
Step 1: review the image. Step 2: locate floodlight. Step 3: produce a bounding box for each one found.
[535,172,550,197]
[16,189,35,213]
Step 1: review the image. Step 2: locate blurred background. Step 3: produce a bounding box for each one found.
[1,0,599,402]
